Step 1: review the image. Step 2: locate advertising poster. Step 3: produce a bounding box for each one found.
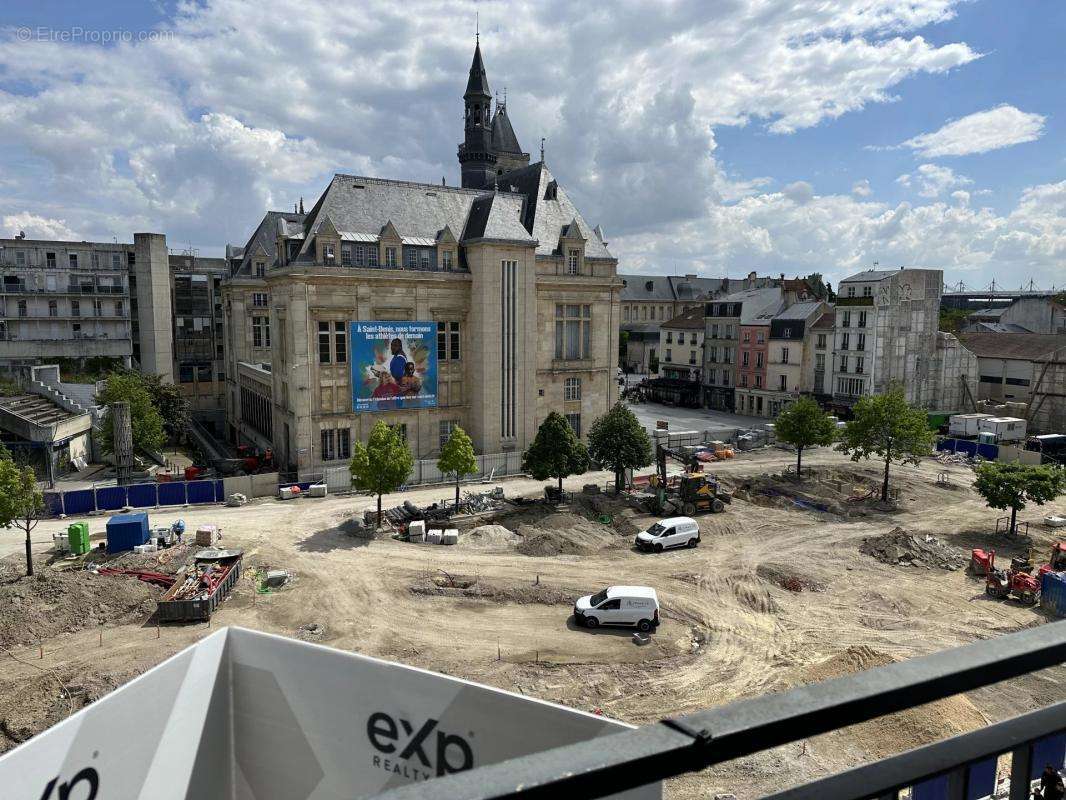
[350,321,437,412]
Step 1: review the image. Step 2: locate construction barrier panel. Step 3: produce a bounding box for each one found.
[43,492,64,516]
[61,489,95,515]
[936,438,999,460]
[995,444,1042,465]
[0,627,659,800]
[186,479,217,505]
[1032,733,1066,777]
[1041,572,1066,618]
[126,483,158,508]
[157,481,187,507]
[95,486,127,511]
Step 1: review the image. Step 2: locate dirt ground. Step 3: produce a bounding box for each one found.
[2,446,1065,799]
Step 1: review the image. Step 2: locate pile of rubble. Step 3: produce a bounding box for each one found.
[460,488,506,513]
[860,527,967,570]
[935,451,979,466]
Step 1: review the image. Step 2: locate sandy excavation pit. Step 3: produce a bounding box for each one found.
[1,446,1065,798]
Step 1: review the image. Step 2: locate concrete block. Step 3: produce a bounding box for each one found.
[408,520,426,541]
[263,570,289,588]
[441,529,459,545]
[308,483,328,498]
[426,529,443,544]
[279,487,295,501]
[632,633,651,646]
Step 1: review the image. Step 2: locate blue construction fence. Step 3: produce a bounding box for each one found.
[43,479,226,517]
[936,438,999,461]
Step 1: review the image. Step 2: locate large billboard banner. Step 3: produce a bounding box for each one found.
[350,321,437,413]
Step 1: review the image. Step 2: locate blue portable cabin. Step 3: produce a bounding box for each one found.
[106,512,150,553]
[1040,571,1066,618]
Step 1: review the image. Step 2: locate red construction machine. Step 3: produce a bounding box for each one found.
[1038,542,1066,576]
[983,549,1041,605]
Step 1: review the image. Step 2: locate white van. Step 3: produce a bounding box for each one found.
[574,586,660,632]
[635,517,700,552]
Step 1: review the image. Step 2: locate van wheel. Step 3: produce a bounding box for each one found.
[687,538,698,548]
[654,543,663,553]
[584,616,599,629]
[637,619,652,632]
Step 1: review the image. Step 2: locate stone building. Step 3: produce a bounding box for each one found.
[222,43,620,475]
[755,300,828,418]
[657,307,704,381]
[829,268,977,414]
[0,233,173,380]
[620,275,725,373]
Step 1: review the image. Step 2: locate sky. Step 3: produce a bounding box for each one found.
[0,0,1063,290]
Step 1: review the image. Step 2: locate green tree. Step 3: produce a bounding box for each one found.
[774,397,836,476]
[973,462,1066,535]
[802,273,827,299]
[522,412,589,493]
[96,372,166,455]
[349,421,414,527]
[938,307,970,334]
[0,458,45,576]
[836,388,935,502]
[139,373,191,442]
[437,425,478,508]
[588,402,653,493]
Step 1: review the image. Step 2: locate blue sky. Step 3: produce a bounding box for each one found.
[0,0,1063,289]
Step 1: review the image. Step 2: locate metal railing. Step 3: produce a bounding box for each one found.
[376,622,1066,800]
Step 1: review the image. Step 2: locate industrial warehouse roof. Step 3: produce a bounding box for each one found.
[956,332,1066,360]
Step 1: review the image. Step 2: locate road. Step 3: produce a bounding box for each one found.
[627,399,761,437]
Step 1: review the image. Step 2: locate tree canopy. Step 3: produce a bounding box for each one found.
[437,425,478,507]
[0,457,45,576]
[522,412,589,492]
[587,402,653,492]
[836,388,935,502]
[973,462,1065,535]
[96,372,167,455]
[773,397,836,476]
[350,421,414,526]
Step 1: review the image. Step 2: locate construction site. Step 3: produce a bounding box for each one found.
[1,442,1065,799]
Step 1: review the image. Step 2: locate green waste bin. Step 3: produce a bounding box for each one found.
[67,522,90,555]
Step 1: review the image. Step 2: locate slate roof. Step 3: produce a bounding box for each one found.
[462,192,533,242]
[967,322,1033,334]
[465,42,491,98]
[733,288,785,325]
[619,274,727,301]
[774,300,823,321]
[840,268,900,283]
[661,306,705,330]
[496,162,612,259]
[490,104,523,155]
[234,211,306,276]
[956,332,1066,361]
[811,307,836,329]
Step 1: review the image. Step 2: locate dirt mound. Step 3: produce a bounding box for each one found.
[786,646,987,759]
[409,573,574,605]
[0,560,158,648]
[570,494,642,536]
[464,524,521,549]
[756,563,828,593]
[860,527,967,570]
[0,666,137,751]
[513,512,621,557]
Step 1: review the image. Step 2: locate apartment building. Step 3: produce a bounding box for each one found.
[620,274,725,373]
[222,42,620,475]
[757,300,828,417]
[0,233,173,379]
[805,308,835,397]
[658,307,704,381]
[830,268,976,413]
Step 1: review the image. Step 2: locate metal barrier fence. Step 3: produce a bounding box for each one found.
[308,452,526,490]
[377,622,1066,800]
[43,479,226,517]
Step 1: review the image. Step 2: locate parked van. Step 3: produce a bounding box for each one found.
[574,586,660,632]
[635,516,700,552]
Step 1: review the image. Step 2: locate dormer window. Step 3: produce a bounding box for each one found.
[385,247,397,268]
[254,261,266,277]
[545,180,558,200]
[323,244,335,266]
[442,250,454,270]
[567,249,579,275]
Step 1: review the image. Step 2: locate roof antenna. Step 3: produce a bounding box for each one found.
[475,10,479,43]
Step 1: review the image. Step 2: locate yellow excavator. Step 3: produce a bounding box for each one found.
[647,444,731,516]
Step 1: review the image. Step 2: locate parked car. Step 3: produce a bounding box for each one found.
[635,517,701,552]
[573,586,660,632]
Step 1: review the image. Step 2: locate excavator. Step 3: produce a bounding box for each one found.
[647,444,731,516]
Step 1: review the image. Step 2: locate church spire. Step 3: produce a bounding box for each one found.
[465,40,491,100]
[459,38,496,188]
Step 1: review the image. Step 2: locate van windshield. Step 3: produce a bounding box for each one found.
[589,589,609,606]
[646,524,666,536]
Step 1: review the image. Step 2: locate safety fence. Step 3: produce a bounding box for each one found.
[936,438,1043,465]
[44,479,226,517]
[304,452,526,490]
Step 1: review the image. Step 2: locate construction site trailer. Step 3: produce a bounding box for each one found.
[157,549,243,622]
[0,627,659,799]
[977,416,1027,443]
[948,413,992,438]
[105,512,150,554]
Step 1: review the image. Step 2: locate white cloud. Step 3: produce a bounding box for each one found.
[901,105,1046,158]
[897,163,973,198]
[851,179,872,197]
[2,212,79,240]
